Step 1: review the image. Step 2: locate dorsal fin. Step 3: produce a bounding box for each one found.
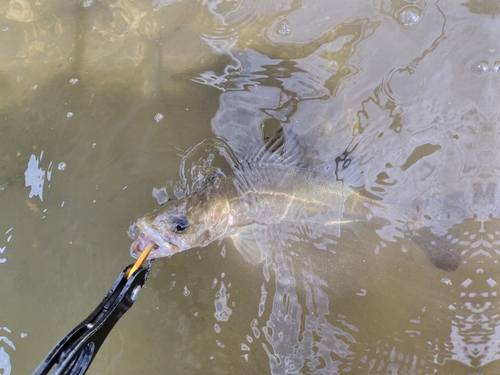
[241,127,309,168]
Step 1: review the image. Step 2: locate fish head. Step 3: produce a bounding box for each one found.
[131,191,232,259]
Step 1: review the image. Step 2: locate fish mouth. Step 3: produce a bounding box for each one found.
[130,225,179,259]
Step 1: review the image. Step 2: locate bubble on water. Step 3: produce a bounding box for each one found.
[472,61,489,74]
[494,61,500,72]
[154,113,164,122]
[398,6,422,27]
[214,324,220,333]
[66,112,74,118]
[3,27,9,32]
[392,104,404,116]
[69,78,79,85]
[81,0,94,9]
[276,20,291,36]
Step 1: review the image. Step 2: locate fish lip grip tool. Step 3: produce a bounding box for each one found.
[32,244,154,375]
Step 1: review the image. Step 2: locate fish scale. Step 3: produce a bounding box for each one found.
[225,163,357,230]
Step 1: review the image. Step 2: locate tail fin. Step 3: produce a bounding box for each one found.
[410,226,461,271]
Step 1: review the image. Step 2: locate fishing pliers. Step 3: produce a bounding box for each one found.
[32,257,154,375]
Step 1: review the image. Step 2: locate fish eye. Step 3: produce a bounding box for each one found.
[172,218,189,232]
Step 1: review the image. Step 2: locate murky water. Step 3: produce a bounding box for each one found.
[2,0,500,374]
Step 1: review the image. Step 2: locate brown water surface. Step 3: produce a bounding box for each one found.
[1,1,500,374]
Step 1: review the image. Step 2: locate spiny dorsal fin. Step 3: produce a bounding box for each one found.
[241,127,309,168]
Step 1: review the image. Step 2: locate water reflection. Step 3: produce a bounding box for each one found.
[1,0,500,374]
[24,152,52,202]
[186,1,500,373]
[0,328,15,375]
[0,224,15,372]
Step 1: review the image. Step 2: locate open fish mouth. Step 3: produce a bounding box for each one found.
[130,230,179,259]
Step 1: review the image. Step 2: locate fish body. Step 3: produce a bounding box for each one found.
[131,134,461,270]
[131,152,367,264]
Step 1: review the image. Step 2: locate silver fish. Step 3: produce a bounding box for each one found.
[131,132,461,269]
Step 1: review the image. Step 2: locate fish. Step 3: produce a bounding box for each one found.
[130,130,462,270]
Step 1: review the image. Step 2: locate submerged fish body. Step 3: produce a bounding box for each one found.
[131,159,360,264]
[131,133,462,270]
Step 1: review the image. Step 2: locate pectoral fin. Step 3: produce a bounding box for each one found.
[410,226,461,271]
[231,224,269,264]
